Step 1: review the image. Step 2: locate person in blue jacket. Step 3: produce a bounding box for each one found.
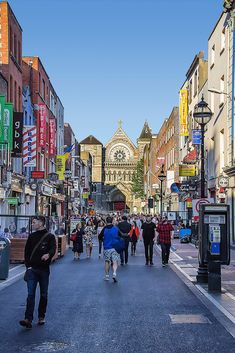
[98,216,124,283]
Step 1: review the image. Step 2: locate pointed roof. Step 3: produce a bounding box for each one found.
[138,121,152,139]
[105,125,136,149]
[79,135,102,145]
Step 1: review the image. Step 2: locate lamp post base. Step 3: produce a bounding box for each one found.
[196,264,208,283]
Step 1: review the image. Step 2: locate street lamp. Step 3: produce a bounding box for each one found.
[64,169,72,244]
[193,95,213,283]
[158,165,166,216]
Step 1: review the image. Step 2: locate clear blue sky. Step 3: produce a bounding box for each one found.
[9,0,222,145]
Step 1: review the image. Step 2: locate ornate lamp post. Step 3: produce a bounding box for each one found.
[193,95,212,282]
[158,165,166,216]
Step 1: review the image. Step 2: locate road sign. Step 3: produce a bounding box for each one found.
[218,176,229,188]
[192,198,214,221]
[192,129,202,144]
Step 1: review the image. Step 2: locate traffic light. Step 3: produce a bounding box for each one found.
[148,197,154,209]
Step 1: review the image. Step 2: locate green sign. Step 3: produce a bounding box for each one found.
[7,197,19,205]
[3,102,13,150]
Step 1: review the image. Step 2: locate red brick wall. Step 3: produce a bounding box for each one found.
[0,2,22,111]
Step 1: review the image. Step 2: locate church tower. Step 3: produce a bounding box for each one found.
[137,121,152,159]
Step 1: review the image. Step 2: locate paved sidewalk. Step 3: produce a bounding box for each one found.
[155,239,235,325]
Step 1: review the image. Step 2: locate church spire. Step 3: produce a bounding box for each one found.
[138,120,152,139]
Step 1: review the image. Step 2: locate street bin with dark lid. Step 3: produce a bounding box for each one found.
[0,237,11,280]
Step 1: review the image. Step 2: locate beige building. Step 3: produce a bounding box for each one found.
[104,122,151,212]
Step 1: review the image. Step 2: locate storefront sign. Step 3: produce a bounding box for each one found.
[31,171,45,179]
[0,96,5,144]
[179,89,188,136]
[38,104,46,147]
[41,184,53,196]
[23,125,37,167]
[12,112,23,157]
[11,177,23,192]
[179,164,196,177]
[7,197,18,205]
[1,102,13,150]
[82,192,89,199]
[49,118,56,156]
[56,155,67,181]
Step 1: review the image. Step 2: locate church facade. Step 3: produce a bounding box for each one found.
[79,122,151,213]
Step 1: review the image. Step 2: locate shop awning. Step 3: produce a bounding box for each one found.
[183,149,197,164]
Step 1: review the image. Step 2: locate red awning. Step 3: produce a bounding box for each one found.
[183,149,197,164]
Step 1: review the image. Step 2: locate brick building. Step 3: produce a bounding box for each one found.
[22,56,57,175]
[0,1,22,111]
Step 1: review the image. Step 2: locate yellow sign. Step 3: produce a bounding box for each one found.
[179,164,196,177]
[56,155,67,181]
[82,192,89,199]
[179,89,189,136]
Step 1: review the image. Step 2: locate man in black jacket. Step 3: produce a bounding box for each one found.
[19,216,56,329]
[118,215,131,265]
[141,216,157,266]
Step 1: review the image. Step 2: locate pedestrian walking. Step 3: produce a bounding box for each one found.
[117,215,131,265]
[71,222,84,260]
[141,216,156,266]
[84,220,94,258]
[97,220,105,258]
[19,216,56,329]
[130,221,139,255]
[98,216,124,283]
[156,216,174,267]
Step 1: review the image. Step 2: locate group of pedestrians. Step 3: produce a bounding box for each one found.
[19,213,174,330]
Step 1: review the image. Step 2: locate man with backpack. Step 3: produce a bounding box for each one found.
[19,216,56,329]
[99,216,126,283]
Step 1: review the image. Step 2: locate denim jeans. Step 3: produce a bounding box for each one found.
[25,268,50,321]
[160,243,171,264]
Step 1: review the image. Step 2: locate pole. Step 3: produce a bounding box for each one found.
[160,180,163,216]
[197,121,208,283]
[201,123,205,198]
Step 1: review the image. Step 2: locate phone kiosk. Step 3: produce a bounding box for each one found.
[199,204,230,292]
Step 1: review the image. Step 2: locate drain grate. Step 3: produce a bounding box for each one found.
[169,314,211,324]
[21,341,71,352]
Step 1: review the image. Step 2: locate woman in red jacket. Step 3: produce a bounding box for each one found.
[130,221,140,256]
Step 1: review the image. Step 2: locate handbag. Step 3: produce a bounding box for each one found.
[23,232,49,282]
[70,233,77,241]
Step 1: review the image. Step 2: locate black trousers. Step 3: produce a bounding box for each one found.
[161,243,171,264]
[120,242,129,264]
[144,240,153,263]
[98,240,103,255]
[131,241,137,254]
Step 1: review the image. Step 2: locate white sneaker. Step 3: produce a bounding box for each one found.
[104,274,109,281]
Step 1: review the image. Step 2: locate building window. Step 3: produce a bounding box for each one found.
[194,70,198,97]
[210,92,214,113]
[39,72,41,93]
[220,129,225,172]
[10,75,13,102]
[221,28,225,53]
[18,40,21,65]
[18,86,21,112]
[211,45,215,68]
[189,80,192,104]
[208,137,215,179]
[9,26,13,54]
[14,81,17,110]
[220,75,225,105]
[14,34,17,59]
[42,79,45,100]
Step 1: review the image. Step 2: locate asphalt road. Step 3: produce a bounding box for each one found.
[0,242,234,353]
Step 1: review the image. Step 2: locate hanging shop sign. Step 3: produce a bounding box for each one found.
[31,171,45,179]
[179,89,188,136]
[12,112,23,157]
[179,164,196,177]
[49,118,56,156]
[0,101,13,150]
[56,155,67,181]
[23,125,37,167]
[38,103,47,147]
[7,197,19,205]
[218,176,229,188]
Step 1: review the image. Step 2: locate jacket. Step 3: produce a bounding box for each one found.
[99,224,121,250]
[130,225,140,238]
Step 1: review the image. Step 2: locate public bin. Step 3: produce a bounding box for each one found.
[0,237,11,280]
